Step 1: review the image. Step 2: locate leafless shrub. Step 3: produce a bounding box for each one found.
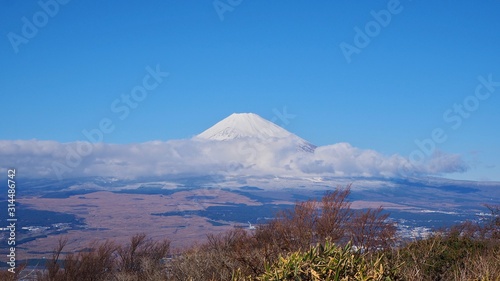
[316,186,352,243]
[168,229,258,281]
[255,185,396,256]
[0,263,27,281]
[37,237,68,281]
[117,233,170,278]
[259,200,319,253]
[348,207,396,252]
[36,234,170,281]
[454,247,500,281]
[62,240,117,281]
[484,203,500,239]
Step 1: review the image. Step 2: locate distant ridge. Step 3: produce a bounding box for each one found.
[196,113,316,152]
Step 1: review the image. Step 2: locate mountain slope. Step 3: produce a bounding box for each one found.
[197,113,293,140]
[196,113,316,152]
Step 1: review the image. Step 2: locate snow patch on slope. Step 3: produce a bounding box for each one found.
[196,113,315,152]
[197,113,295,140]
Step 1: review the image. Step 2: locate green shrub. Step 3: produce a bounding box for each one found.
[258,240,398,281]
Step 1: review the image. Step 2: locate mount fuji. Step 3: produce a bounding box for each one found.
[0,113,469,180]
[3,114,497,259]
[2,113,495,258]
[196,113,316,153]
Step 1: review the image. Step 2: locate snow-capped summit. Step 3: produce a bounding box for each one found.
[198,113,292,140]
[196,113,316,152]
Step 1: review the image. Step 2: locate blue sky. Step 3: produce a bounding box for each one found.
[1,1,500,181]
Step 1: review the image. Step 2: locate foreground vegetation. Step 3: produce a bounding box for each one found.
[2,186,499,280]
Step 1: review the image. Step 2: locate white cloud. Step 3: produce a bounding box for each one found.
[296,143,467,178]
[0,138,468,180]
